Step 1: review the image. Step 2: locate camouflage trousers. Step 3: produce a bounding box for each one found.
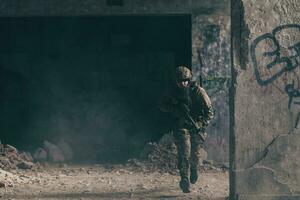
[173,128,205,179]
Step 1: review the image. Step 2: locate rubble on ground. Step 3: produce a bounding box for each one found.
[0,169,19,188]
[0,143,35,171]
[129,133,227,174]
[138,133,178,174]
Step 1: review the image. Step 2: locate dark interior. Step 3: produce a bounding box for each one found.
[0,16,191,163]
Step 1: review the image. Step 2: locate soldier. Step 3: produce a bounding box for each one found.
[160,65,213,193]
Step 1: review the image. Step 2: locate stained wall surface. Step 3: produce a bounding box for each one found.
[232,0,300,199]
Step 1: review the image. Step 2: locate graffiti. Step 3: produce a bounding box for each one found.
[250,23,300,94]
[285,81,300,128]
[250,24,300,86]
[285,81,300,109]
[249,69,300,95]
[251,24,300,128]
[285,81,300,127]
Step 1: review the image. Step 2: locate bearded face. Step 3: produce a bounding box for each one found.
[177,80,189,88]
[176,81,191,106]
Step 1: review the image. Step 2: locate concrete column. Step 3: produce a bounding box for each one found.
[231,0,300,199]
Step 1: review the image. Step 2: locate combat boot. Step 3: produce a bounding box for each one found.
[190,168,198,184]
[179,177,191,193]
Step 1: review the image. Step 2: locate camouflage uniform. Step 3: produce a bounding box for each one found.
[160,66,213,192]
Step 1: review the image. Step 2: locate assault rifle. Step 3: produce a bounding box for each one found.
[178,104,208,141]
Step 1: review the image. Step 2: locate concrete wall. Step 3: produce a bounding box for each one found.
[231,0,300,199]
[193,14,230,164]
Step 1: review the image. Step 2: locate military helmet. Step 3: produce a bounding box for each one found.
[173,65,192,82]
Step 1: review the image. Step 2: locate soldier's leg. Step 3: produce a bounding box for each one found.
[174,129,191,193]
[190,132,205,184]
[174,129,191,179]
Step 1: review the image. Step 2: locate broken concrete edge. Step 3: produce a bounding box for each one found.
[229,0,240,199]
[229,67,237,200]
[229,0,251,198]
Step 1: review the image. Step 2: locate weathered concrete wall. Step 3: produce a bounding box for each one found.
[0,0,230,163]
[192,15,230,164]
[232,0,300,199]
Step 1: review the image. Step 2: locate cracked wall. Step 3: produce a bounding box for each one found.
[232,0,300,199]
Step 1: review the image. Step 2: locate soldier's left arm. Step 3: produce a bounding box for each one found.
[194,86,214,125]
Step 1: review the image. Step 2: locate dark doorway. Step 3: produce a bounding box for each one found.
[0,16,191,163]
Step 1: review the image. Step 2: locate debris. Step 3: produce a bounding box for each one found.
[137,133,179,174]
[139,142,157,159]
[0,182,5,188]
[131,133,225,173]
[20,152,34,162]
[219,162,230,170]
[0,157,11,169]
[0,143,35,171]
[59,163,68,168]
[127,159,144,168]
[5,145,17,154]
[17,161,34,170]
[0,169,22,188]
[203,159,214,165]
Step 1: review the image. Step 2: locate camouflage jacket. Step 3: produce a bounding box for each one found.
[159,81,214,129]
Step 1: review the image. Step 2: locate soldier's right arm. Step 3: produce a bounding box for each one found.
[159,90,177,113]
[159,88,186,120]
